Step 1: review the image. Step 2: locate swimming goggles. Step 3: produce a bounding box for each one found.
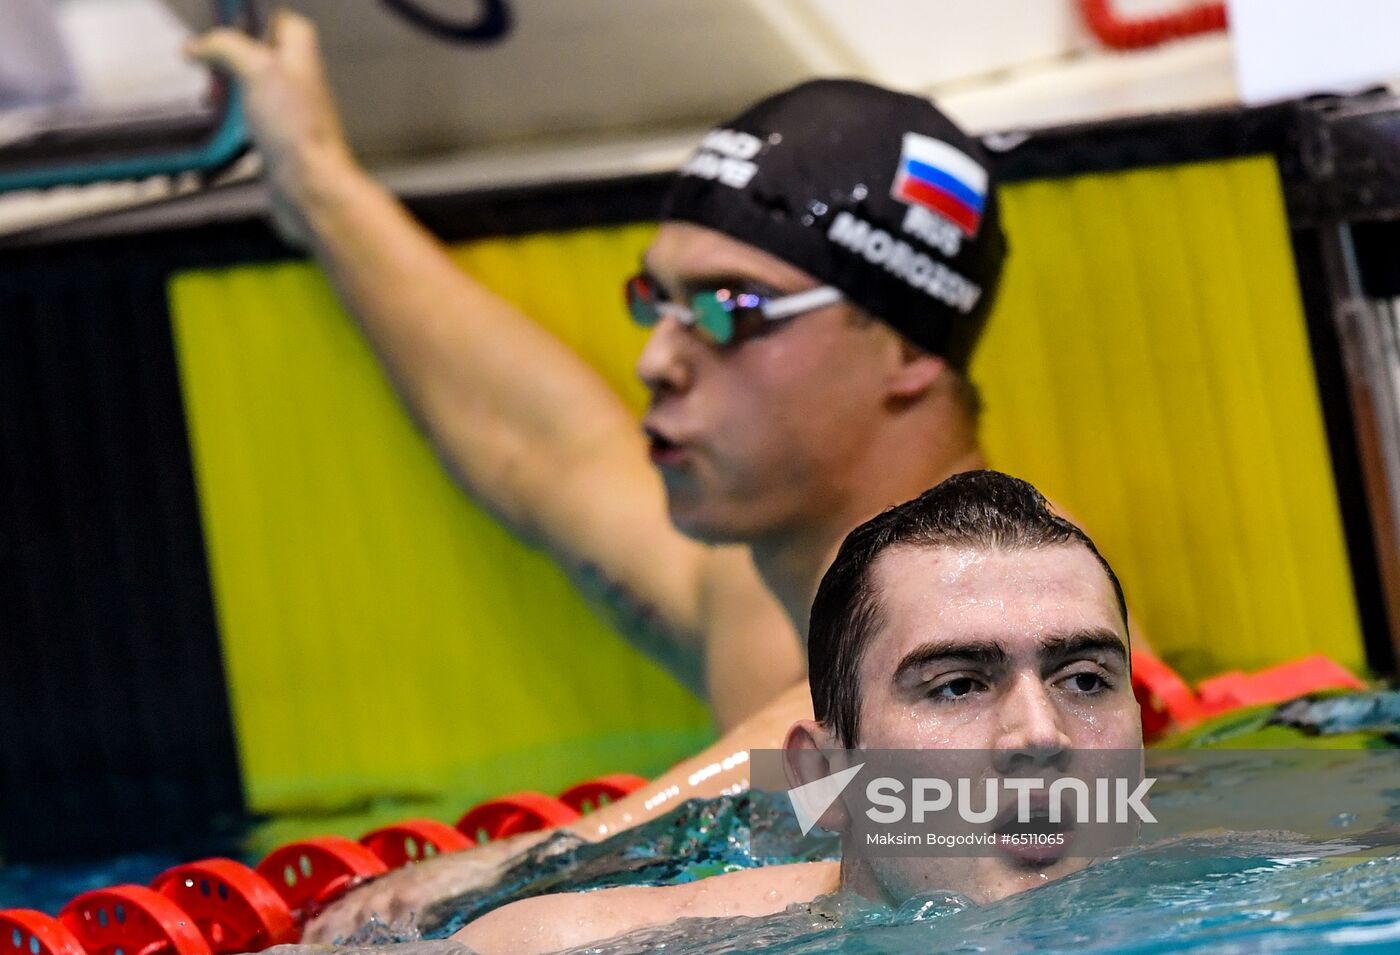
[625,273,844,347]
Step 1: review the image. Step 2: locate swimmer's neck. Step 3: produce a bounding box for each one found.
[750,445,988,636]
[821,852,936,914]
[837,852,897,908]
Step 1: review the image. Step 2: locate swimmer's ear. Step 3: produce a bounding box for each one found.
[783,719,854,832]
[884,338,949,402]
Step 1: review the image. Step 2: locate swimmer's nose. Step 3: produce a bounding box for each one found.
[636,315,697,398]
[991,673,1072,774]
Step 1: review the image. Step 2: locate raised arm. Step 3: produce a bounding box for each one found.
[187,16,816,942]
[187,11,711,681]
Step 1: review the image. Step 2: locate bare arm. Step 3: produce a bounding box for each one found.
[454,862,839,955]
[188,16,820,944]
[301,680,815,942]
[187,12,711,681]
[561,678,812,841]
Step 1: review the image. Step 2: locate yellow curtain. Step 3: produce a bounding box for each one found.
[168,154,1365,810]
[976,155,1363,677]
[169,224,710,812]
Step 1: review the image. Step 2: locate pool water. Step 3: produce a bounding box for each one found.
[5,690,1400,954]
[556,848,1400,954]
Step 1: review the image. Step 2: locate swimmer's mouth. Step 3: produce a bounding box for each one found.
[990,799,1075,867]
[645,426,688,466]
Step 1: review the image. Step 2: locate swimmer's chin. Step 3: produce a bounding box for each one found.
[669,511,750,545]
[983,856,1092,900]
[662,495,753,545]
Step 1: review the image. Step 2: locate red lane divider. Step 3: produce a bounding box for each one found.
[1080,0,1226,51]
[12,771,652,955]
[1197,656,1367,714]
[1,910,87,955]
[456,792,580,842]
[360,819,474,869]
[254,837,388,923]
[558,774,648,815]
[1132,650,1205,741]
[59,886,209,955]
[1133,651,1369,741]
[151,860,297,953]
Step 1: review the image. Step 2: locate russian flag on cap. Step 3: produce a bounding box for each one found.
[891,132,988,238]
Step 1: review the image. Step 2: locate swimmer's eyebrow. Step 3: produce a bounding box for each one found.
[1038,629,1128,670]
[892,629,1127,685]
[893,641,1009,685]
[637,259,785,299]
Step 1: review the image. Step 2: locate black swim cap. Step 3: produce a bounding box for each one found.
[661,79,1007,371]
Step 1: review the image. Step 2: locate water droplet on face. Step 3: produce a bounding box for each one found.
[765,888,781,902]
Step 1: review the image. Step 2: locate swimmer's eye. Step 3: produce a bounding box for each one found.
[725,293,786,341]
[1058,670,1111,695]
[698,285,793,345]
[722,281,785,301]
[928,676,985,701]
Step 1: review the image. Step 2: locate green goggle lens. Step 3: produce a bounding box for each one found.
[626,276,662,327]
[690,292,736,345]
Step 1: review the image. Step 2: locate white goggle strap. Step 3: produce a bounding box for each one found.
[760,285,844,320]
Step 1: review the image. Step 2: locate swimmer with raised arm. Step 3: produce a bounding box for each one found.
[188,14,1147,936]
[456,471,1144,953]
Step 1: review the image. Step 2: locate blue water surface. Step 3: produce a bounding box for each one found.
[556,849,1400,954]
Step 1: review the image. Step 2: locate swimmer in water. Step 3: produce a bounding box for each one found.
[455,471,1144,954]
[187,13,1149,935]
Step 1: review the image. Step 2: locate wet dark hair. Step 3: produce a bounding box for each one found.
[807,470,1128,746]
